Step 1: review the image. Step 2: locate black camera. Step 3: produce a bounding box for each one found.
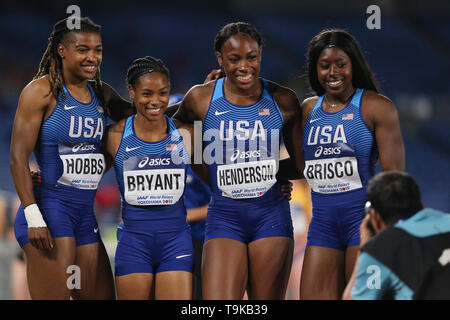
[364,201,376,236]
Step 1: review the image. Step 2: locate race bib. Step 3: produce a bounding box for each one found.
[217,159,277,199]
[123,155,185,206]
[58,141,105,190]
[303,143,363,194]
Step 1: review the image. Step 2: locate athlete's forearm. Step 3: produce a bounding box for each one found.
[10,155,37,207]
[277,157,303,180]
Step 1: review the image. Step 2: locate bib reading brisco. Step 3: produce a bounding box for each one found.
[58,141,105,190]
[123,155,185,206]
[303,142,363,194]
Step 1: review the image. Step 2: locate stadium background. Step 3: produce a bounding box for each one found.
[0,0,449,299]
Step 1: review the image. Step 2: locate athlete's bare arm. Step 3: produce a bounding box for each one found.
[166,71,221,119]
[176,120,210,186]
[271,83,306,179]
[104,119,126,166]
[172,82,215,124]
[10,77,53,250]
[100,82,133,122]
[10,78,51,208]
[361,91,405,171]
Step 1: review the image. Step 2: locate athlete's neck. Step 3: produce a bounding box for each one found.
[325,86,355,106]
[62,71,91,103]
[224,77,262,106]
[133,114,168,142]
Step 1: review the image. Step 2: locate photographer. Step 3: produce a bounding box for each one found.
[343,171,450,300]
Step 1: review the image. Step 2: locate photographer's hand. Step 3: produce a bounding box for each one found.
[360,214,373,247]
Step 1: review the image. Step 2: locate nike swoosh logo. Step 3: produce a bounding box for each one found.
[94,227,99,233]
[64,105,78,110]
[125,146,141,152]
[176,254,192,259]
[215,110,231,116]
[309,118,321,124]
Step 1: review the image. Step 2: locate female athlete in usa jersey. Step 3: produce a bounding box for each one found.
[299,29,405,300]
[10,17,131,299]
[105,56,201,299]
[174,22,304,300]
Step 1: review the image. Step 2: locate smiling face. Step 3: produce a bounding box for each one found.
[216,33,262,90]
[58,32,102,81]
[128,72,170,121]
[316,46,354,97]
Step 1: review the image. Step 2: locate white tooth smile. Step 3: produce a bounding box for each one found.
[328,80,343,86]
[237,74,252,81]
[83,65,96,71]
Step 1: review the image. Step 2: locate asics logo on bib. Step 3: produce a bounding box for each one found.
[69,116,104,140]
[138,156,171,168]
[72,143,96,153]
[230,149,261,162]
[219,120,266,141]
[314,146,342,158]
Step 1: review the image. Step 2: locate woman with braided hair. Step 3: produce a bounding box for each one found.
[104,56,200,299]
[10,17,131,299]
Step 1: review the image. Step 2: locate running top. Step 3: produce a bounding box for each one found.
[114,115,189,230]
[35,83,106,203]
[202,77,285,203]
[302,89,378,202]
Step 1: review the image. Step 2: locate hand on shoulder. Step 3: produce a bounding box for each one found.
[175,81,216,122]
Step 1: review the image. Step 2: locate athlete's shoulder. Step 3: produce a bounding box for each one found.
[362,90,394,107]
[301,96,320,108]
[186,80,216,100]
[18,75,54,110]
[264,79,296,97]
[264,79,299,111]
[301,96,320,118]
[179,80,217,121]
[21,75,52,98]
[363,90,392,103]
[361,90,397,120]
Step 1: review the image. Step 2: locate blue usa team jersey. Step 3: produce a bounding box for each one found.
[114,115,190,230]
[203,77,285,203]
[302,89,378,202]
[35,82,106,202]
